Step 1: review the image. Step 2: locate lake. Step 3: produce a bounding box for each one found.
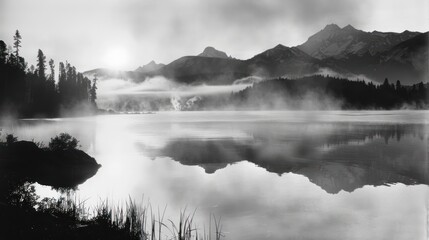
[2,111,428,240]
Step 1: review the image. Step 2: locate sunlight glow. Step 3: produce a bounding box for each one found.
[103,46,130,70]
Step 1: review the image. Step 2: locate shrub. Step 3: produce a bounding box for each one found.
[48,133,79,151]
[6,134,17,145]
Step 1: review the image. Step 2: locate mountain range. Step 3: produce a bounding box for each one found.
[85,24,428,85]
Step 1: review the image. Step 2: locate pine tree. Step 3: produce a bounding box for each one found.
[65,61,72,82]
[13,30,22,57]
[83,76,90,101]
[37,49,46,79]
[395,80,401,90]
[89,76,97,107]
[58,62,67,103]
[0,40,7,64]
[29,65,35,74]
[48,59,55,82]
[382,78,389,89]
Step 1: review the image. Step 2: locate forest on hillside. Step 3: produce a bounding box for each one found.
[189,75,429,110]
[0,30,98,117]
[229,75,429,110]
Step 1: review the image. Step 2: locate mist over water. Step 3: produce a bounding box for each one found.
[94,66,390,112]
[96,75,255,111]
[1,111,427,240]
[97,76,253,96]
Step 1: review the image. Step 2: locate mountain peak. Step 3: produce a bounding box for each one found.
[323,24,341,31]
[198,46,229,58]
[135,60,165,73]
[274,44,287,49]
[342,24,357,31]
[254,44,310,61]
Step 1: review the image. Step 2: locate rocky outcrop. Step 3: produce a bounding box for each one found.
[0,141,101,188]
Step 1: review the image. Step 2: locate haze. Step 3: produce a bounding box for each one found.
[0,0,428,71]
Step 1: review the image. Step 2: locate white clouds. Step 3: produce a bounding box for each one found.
[0,0,427,71]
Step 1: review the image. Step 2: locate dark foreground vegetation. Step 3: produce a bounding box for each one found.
[0,30,98,118]
[0,133,101,188]
[0,193,223,240]
[0,133,223,240]
[228,75,429,110]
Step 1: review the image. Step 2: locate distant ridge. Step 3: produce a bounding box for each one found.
[135,60,165,73]
[85,24,427,85]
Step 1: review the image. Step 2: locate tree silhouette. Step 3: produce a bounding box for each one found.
[0,40,7,64]
[48,133,79,151]
[6,134,18,145]
[382,78,390,90]
[90,76,97,107]
[28,65,35,74]
[58,61,66,101]
[395,80,401,90]
[13,30,21,57]
[0,30,98,117]
[48,59,55,82]
[37,49,46,79]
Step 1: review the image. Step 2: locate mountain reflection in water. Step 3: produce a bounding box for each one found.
[153,123,428,193]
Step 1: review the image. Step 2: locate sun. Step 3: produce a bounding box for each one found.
[104,46,130,70]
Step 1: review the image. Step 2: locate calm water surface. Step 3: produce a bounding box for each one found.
[2,111,429,240]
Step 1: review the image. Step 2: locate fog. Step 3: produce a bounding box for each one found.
[96,76,343,112]
[96,69,374,112]
[231,87,344,111]
[98,76,252,97]
[97,76,256,111]
[273,68,376,84]
[313,68,376,83]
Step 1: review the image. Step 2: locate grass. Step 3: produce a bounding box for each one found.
[33,192,225,240]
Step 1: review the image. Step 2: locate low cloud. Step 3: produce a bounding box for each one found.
[97,75,255,112]
[98,76,251,97]
[314,68,376,83]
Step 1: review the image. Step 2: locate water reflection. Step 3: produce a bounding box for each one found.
[0,112,427,240]
[153,123,428,193]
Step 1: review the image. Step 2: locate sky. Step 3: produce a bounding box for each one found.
[0,0,428,72]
